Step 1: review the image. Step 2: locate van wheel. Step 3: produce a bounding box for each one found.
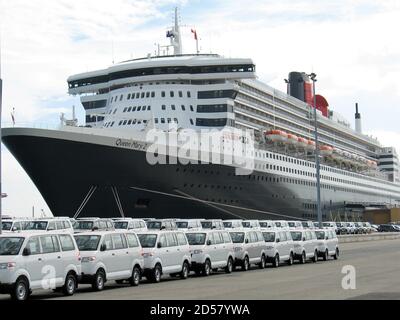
[151,265,162,283]
[242,256,249,271]
[323,249,329,261]
[334,248,339,260]
[180,262,189,279]
[11,278,29,301]
[92,270,106,291]
[272,254,279,268]
[202,259,211,276]
[259,254,266,269]
[288,252,294,266]
[300,251,306,264]
[312,250,318,263]
[63,274,77,296]
[129,266,141,286]
[225,257,233,273]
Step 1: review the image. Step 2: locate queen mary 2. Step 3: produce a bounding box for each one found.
[3,9,400,220]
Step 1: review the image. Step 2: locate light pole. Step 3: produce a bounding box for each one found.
[308,73,322,228]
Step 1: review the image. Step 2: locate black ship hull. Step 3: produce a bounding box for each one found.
[2,128,390,220]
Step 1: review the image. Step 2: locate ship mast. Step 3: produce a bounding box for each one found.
[171,7,182,55]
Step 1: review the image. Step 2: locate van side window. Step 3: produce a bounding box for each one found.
[63,221,71,229]
[26,237,41,255]
[256,232,264,242]
[56,221,64,230]
[280,232,287,242]
[166,233,178,247]
[222,232,232,243]
[286,232,292,241]
[176,233,187,245]
[112,234,126,249]
[208,233,215,245]
[40,235,59,253]
[59,235,75,251]
[103,235,113,250]
[214,232,223,244]
[48,222,56,231]
[126,234,139,248]
[159,234,167,247]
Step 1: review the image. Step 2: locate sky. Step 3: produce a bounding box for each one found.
[0,0,400,217]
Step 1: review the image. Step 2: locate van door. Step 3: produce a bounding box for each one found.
[39,235,64,288]
[100,234,117,277]
[58,234,78,277]
[206,232,219,267]
[165,232,181,273]
[111,233,131,278]
[23,236,45,289]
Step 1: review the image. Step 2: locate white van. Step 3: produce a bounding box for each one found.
[259,220,274,229]
[74,231,143,290]
[186,230,234,276]
[175,219,203,231]
[113,218,147,232]
[24,218,74,233]
[73,218,115,233]
[137,231,191,283]
[287,221,303,230]
[200,219,224,230]
[223,220,243,229]
[261,230,294,267]
[0,231,81,300]
[229,230,267,270]
[273,220,289,230]
[290,229,319,264]
[315,229,339,260]
[1,218,30,233]
[241,220,260,229]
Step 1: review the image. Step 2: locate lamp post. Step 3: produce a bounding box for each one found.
[308,72,322,228]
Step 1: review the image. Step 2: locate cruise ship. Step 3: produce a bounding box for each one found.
[3,9,400,220]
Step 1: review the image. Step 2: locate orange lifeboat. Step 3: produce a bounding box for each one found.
[319,145,333,156]
[297,137,308,148]
[306,139,316,150]
[265,130,288,142]
[287,133,299,145]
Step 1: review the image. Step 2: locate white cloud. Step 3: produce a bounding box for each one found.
[1,0,400,216]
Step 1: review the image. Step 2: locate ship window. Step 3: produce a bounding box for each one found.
[128,120,132,125]
[128,107,132,112]
[174,118,178,123]
[161,91,166,97]
[113,109,117,114]
[167,118,171,123]
[190,105,194,111]
[141,92,145,98]
[119,121,123,126]
[123,120,127,125]
[111,122,115,127]
[146,92,150,98]
[181,105,186,111]
[123,107,127,112]
[178,91,183,98]
[171,105,176,110]
[132,107,136,112]
[190,119,194,125]
[187,91,191,98]
[131,93,135,99]
[137,106,141,111]
[162,105,166,110]
[133,119,137,124]
[155,118,159,124]
[127,94,131,100]
[136,93,140,98]
[142,107,146,111]
[161,118,165,123]
[151,91,155,98]
[119,95,123,101]
[147,106,151,111]
[110,97,114,103]
[170,91,174,97]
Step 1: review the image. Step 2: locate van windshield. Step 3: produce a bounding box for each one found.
[288,222,295,227]
[315,231,326,240]
[242,222,250,228]
[147,221,162,230]
[186,233,206,245]
[259,222,269,228]
[114,222,128,229]
[0,237,25,255]
[176,222,188,228]
[1,222,13,231]
[290,232,302,241]
[323,223,331,227]
[25,221,48,230]
[201,222,212,229]
[74,221,94,230]
[74,235,101,251]
[223,222,232,228]
[230,232,245,243]
[138,234,158,247]
[262,232,275,242]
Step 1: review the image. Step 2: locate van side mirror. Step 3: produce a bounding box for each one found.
[245,238,249,244]
[302,237,306,241]
[325,236,329,240]
[206,240,212,246]
[100,244,107,252]
[23,248,31,256]
[160,226,166,230]
[276,238,280,243]
[157,242,162,248]
[12,227,18,232]
[92,226,99,231]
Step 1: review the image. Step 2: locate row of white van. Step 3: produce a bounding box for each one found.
[0,227,339,300]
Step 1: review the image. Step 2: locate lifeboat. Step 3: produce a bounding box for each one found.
[319,145,333,156]
[297,137,308,148]
[265,130,288,142]
[287,133,299,145]
[306,139,316,150]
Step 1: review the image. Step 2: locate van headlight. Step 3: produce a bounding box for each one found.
[234,247,243,252]
[0,262,16,270]
[193,250,203,254]
[266,246,274,250]
[81,256,96,263]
